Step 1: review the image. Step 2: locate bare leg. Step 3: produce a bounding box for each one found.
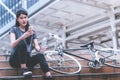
[21,64,27,68]
[45,71,52,77]
[44,71,54,80]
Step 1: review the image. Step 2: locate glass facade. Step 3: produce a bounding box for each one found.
[0,0,38,28]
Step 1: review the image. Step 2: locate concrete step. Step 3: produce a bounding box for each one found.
[0,74,80,80]
[0,67,44,76]
[1,52,120,80]
[0,58,113,75]
[0,63,120,76]
[0,60,88,68]
[0,61,11,67]
[0,53,104,68]
[0,54,9,61]
[0,72,120,80]
[1,54,120,80]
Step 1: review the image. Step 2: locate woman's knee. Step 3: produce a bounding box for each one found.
[36,54,46,61]
[9,59,20,68]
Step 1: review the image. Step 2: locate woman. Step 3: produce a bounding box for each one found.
[9,8,54,80]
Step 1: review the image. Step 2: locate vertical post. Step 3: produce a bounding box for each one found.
[21,0,27,10]
[62,26,67,49]
[109,7,118,50]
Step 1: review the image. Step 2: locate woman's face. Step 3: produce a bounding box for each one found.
[17,14,28,27]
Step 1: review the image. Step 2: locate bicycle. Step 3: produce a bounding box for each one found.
[42,33,81,74]
[41,33,120,75]
[62,41,120,69]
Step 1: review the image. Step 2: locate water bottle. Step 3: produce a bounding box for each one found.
[40,37,47,53]
[41,37,47,47]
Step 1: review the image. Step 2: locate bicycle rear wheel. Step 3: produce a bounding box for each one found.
[97,48,120,68]
[44,51,81,74]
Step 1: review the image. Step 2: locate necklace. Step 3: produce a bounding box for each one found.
[19,27,25,32]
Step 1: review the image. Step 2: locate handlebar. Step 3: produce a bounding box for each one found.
[48,33,63,41]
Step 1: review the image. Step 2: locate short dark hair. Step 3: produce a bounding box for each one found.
[16,8,28,18]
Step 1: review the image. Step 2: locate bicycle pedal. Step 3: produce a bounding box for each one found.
[88,62,102,69]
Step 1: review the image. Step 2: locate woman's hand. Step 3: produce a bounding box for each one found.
[21,26,34,39]
[39,45,47,53]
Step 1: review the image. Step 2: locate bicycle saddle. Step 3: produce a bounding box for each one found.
[80,41,94,48]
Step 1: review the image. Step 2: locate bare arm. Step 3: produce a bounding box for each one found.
[33,39,40,51]
[33,39,46,53]
[10,32,24,48]
[10,27,34,48]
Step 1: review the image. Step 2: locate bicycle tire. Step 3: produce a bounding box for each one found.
[97,48,120,68]
[44,50,81,74]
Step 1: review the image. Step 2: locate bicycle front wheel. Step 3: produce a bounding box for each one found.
[98,48,120,68]
[44,51,81,74]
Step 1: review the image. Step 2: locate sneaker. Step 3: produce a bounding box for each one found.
[22,68,32,77]
[43,76,54,80]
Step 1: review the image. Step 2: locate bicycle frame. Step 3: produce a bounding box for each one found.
[62,41,104,69]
